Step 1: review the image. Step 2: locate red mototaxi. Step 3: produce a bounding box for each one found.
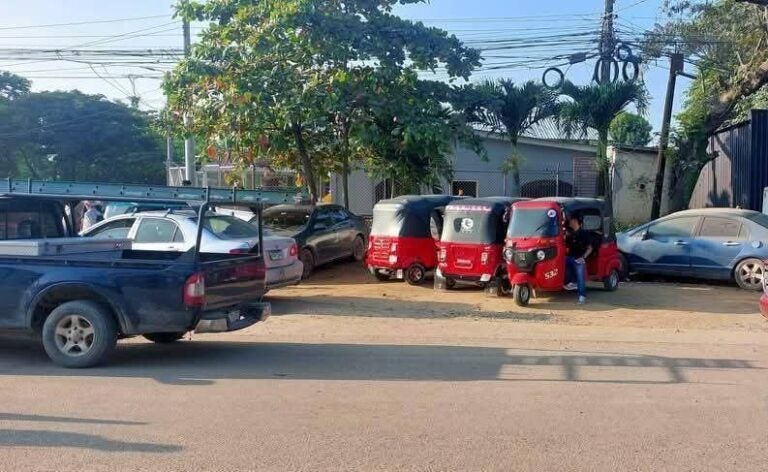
[503,198,623,306]
[366,195,457,285]
[435,197,526,295]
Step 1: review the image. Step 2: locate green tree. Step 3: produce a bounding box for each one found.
[165,0,480,202]
[609,112,652,147]
[0,71,30,101]
[556,81,649,212]
[460,79,558,195]
[0,90,165,183]
[644,0,768,212]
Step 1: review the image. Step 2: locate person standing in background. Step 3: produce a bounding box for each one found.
[81,201,103,231]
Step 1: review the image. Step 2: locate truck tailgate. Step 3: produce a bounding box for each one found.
[200,254,266,311]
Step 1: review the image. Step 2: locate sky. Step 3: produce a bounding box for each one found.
[0,0,690,134]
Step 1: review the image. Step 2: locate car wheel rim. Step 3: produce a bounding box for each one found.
[410,267,424,281]
[54,314,95,357]
[740,262,764,288]
[354,240,364,260]
[520,286,530,302]
[610,271,619,288]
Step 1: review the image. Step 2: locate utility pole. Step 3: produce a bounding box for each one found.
[166,136,174,185]
[183,18,195,185]
[650,52,684,220]
[599,0,616,84]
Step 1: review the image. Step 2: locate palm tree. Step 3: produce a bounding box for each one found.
[463,79,559,195]
[555,80,649,211]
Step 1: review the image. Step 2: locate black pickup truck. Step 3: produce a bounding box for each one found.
[0,181,298,368]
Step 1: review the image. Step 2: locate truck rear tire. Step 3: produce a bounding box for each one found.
[143,332,186,344]
[41,300,118,368]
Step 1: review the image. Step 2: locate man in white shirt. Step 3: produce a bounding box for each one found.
[81,201,103,231]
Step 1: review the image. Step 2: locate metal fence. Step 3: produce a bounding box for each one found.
[519,170,574,198]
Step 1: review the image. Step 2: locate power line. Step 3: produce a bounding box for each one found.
[0,14,176,31]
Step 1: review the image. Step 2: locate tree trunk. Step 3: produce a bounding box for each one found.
[341,121,351,209]
[292,122,317,202]
[509,142,522,197]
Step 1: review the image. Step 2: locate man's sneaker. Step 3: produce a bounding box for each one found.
[564,283,577,291]
[577,296,586,305]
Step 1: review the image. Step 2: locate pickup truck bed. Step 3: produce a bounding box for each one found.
[0,248,268,367]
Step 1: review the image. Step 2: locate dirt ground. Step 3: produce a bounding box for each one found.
[3,262,768,471]
[267,261,767,334]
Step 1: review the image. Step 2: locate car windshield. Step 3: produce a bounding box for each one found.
[507,208,560,238]
[263,209,311,231]
[200,215,259,240]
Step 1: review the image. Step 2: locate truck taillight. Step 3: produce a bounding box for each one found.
[184,272,206,308]
[481,252,489,265]
[438,248,446,262]
[289,243,298,257]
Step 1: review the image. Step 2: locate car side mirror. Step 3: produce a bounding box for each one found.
[640,230,649,240]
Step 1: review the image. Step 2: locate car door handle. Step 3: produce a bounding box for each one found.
[722,241,741,246]
[673,240,689,246]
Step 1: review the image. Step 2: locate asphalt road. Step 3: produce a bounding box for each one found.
[1,317,767,471]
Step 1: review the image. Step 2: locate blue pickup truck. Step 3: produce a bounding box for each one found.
[0,180,298,368]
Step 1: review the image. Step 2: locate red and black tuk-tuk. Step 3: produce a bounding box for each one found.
[503,197,622,306]
[366,195,457,285]
[434,197,526,296]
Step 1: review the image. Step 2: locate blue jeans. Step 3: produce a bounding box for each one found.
[566,256,587,297]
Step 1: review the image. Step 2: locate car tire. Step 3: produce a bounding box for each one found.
[351,236,366,262]
[512,284,531,306]
[300,249,315,280]
[143,332,186,344]
[405,264,426,285]
[734,258,765,291]
[603,268,620,291]
[41,300,118,368]
[619,253,630,280]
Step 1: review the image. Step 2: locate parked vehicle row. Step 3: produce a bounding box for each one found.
[0,180,289,369]
[365,195,767,308]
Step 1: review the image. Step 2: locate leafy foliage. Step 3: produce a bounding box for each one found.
[556,80,648,216]
[644,0,768,211]
[609,112,652,147]
[164,0,481,201]
[458,79,558,194]
[0,71,30,101]
[0,89,165,183]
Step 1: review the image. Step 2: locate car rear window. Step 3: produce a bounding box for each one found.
[203,215,259,240]
[0,201,65,240]
[748,213,768,229]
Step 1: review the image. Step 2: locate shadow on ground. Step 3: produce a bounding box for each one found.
[0,429,181,453]
[0,336,758,387]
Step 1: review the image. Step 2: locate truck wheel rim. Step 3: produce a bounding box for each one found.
[739,262,764,288]
[54,315,95,357]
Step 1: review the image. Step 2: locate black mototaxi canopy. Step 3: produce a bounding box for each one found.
[446,197,528,217]
[370,195,459,238]
[527,197,614,239]
[530,197,608,217]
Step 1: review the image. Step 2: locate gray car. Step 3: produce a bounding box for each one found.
[81,211,303,291]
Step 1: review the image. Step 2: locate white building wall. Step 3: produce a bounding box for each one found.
[610,146,659,224]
